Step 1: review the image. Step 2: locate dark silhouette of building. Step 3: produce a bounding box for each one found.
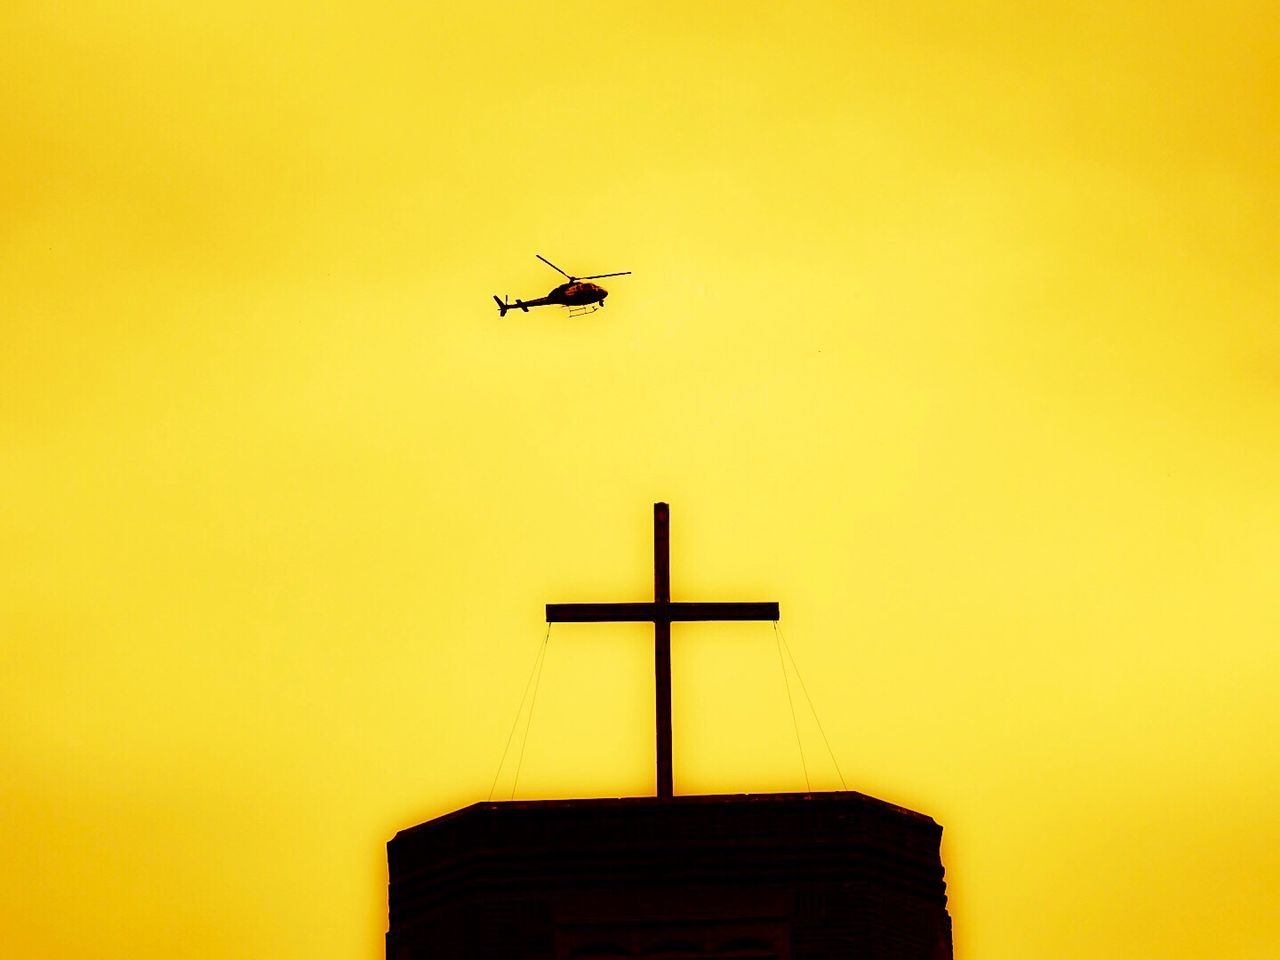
[386,791,953,959]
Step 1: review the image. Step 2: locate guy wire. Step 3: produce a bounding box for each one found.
[776,620,848,790]
[510,623,551,800]
[489,623,551,801]
[775,620,811,791]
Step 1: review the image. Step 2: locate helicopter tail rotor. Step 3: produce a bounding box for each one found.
[493,295,510,317]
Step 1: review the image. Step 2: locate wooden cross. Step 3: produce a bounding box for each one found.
[546,502,780,799]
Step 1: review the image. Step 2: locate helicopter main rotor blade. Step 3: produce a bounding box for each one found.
[577,271,632,280]
[536,254,574,280]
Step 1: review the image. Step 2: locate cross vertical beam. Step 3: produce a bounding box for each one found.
[545,502,780,799]
[653,503,673,799]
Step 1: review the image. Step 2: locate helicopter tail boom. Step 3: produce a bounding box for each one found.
[494,295,552,315]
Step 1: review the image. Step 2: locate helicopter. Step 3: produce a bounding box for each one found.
[494,254,631,317]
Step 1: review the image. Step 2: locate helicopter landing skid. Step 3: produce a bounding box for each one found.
[566,303,603,318]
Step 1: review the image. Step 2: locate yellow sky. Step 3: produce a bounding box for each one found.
[3,1,1277,957]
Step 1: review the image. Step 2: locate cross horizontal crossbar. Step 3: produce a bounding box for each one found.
[546,602,780,624]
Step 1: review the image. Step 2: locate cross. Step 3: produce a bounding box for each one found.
[546,502,780,799]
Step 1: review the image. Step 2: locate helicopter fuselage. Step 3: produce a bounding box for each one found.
[494,255,629,316]
[495,282,608,316]
[547,281,608,306]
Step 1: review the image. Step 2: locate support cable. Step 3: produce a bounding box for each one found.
[488,623,551,801]
[775,621,811,792]
[510,624,551,800]
[775,620,848,790]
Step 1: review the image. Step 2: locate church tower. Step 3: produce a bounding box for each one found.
[386,504,954,959]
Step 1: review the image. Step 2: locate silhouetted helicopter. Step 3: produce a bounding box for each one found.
[494,254,631,318]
